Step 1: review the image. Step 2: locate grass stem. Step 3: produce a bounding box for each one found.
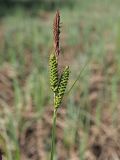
[50,108,57,160]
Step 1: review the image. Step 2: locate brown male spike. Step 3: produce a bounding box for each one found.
[53,10,61,56]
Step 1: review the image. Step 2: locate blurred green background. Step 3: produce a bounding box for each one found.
[0,0,120,160]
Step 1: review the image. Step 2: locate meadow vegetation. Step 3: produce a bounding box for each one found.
[0,0,120,159]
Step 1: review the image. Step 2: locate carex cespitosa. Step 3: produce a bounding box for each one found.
[50,10,70,160]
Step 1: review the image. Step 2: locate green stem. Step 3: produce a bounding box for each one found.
[50,108,57,160]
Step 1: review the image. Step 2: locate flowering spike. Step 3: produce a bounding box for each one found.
[49,53,59,92]
[53,10,61,56]
[55,66,70,108]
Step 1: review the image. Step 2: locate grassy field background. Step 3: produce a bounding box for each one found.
[0,0,120,159]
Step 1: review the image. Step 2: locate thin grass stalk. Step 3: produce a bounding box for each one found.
[50,108,57,160]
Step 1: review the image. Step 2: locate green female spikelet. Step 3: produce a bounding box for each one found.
[55,66,70,108]
[49,53,59,92]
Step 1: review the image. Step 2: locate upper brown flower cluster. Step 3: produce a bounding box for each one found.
[53,10,61,56]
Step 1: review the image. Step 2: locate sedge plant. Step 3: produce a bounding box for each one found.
[49,10,88,160]
[49,11,70,160]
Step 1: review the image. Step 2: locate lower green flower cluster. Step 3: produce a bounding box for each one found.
[49,53,70,108]
[49,53,59,92]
